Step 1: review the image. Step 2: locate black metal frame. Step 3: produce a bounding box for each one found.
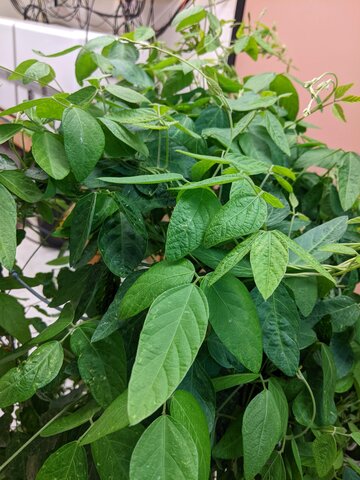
[228,0,246,66]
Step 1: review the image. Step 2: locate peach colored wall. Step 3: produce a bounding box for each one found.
[236,0,360,153]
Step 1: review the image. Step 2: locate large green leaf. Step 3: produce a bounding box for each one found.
[98,211,147,277]
[36,442,87,480]
[0,293,30,343]
[270,74,299,120]
[294,147,344,169]
[250,230,288,299]
[128,284,209,424]
[242,389,282,480]
[119,259,195,320]
[41,400,100,437]
[105,84,150,104]
[209,233,258,284]
[203,274,262,373]
[69,193,96,266]
[0,170,42,203]
[80,390,129,445]
[212,414,243,459]
[289,216,348,264]
[170,390,211,480]
[129,416,198,480]
[253,284,300,376]
[172,5,206,31]
[91,425,144,480]
[0,341,63,408]
[99,173,184,184]
[204,193,267,247]
[337,152,360,210]
[312,434,337,477]
[100,118,149,156]
[166,189,221,260]
[62,107,105,181]
[70,323,127,407]
[284,276,318,317]
[0,123,22,144]
[263,110,290,156]
[32,132,70,179]
[311,296,360,332]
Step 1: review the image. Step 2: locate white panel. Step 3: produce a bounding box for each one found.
[14,20,100,94]
[0,17,17,109]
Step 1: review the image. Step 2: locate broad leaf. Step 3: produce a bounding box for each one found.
[0,341,63,408]
[213,414,243,459]
[128,284,209,424]
[204,193,267,247]
[264,110,290,156]
[0,293,30,343]
[119,259,195,320]
[170,390,211,480]
[253,284,300,376]
[0,123,22,144]
[172,6,206,31]
[203,274,262,373]
[166,189,221,260]
[129,416,198,480]
[242,389,282,480]
[289,216,348,264]
[32,132,70,179]
[312,434,337,477]
[100,118,149,156]
[69,193,96,265]
[209,233,258,284]
[36,442,87,480]
[337,152,360,210]
[91,425,144,480]
[70,323,127,407]
[0,170,42,203]
[105,84,150,104]
[250,230,289,299]
[98,211,147,277]
[80,390,129,445]
[62,107,105,181]
[41,400,100,437]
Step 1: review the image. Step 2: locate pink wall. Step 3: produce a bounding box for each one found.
[236,0,360,153]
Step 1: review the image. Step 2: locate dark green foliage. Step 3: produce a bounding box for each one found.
[0,5,359,479]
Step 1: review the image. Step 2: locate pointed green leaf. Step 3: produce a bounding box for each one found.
[105,84,150,104]
[0,341,63,408]
[128,284,209,424]
[250,230,289,299]
[63,107,105,181]
[268,378,288,438]
[91,425,144,480]
[29,303,74,345]
[41,400,100,437]
[80,390,129,445]
[0,170,42,203]
[203,274,262,373]
[129,416,198,480]
[100,118,148,156]
[32,132,70,180]
[264,110,291,156]
[36,442,87,480]
[209,233,258,284]
[0,123,22,144]
[69,193,96,265]
[253,284,300,376]
[170,390,210,480]
[338,152,360,210]
[70,324,127,407]
[166,189,221,260]
[119,259,195,320]
[212,413,243,459]
[204,193,267,247]
[243,389,282,480]
[99,173,184,184]
[212,373,259,392]
[312,434,337,477]
[98,211,147,277]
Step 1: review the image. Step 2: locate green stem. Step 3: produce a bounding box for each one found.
[0,404,71,473]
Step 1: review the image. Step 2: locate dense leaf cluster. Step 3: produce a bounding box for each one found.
[0,5,359,479]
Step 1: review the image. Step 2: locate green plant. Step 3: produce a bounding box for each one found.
[0,4,360,479]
